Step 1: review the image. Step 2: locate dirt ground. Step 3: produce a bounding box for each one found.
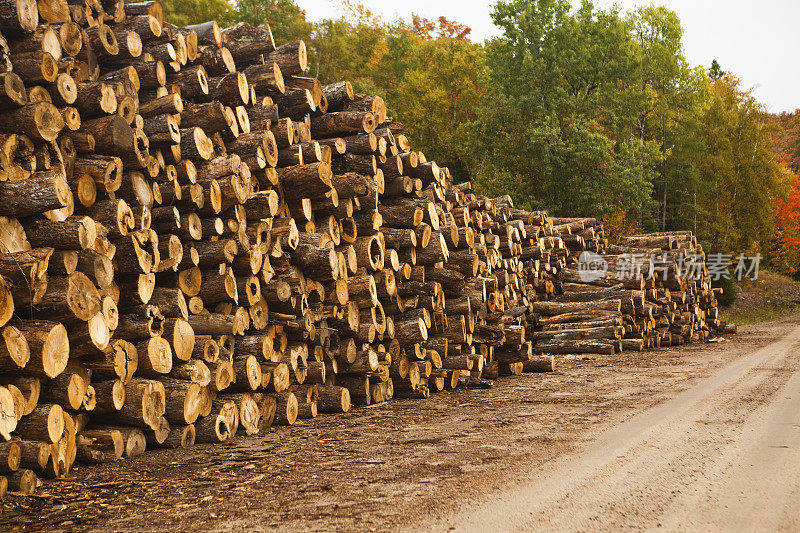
[3,314,795,532]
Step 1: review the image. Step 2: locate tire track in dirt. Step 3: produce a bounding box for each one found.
[439,324,800,532]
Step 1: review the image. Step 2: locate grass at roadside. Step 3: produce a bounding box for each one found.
[720,270,800,325]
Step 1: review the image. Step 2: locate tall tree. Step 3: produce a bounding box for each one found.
[392,37,483,180]
[694,74,789,253]
[233,0,312,43]
[468,0,660,223]
[709,59,724,80]
[627,6,705,233]
[773,173,800,275]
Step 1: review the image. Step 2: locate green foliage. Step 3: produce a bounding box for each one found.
[692,74,789,255]
[158,0,312,41]
[709,59,724,81]
[233,0,312,43]
[391,38,483,180]
[714,276,738,306]
[468,0,791,259]
[469,1,661,218]
[159,0,233,26]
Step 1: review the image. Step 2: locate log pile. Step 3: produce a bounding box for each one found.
[539,227,736,355]
[0,0,731,496]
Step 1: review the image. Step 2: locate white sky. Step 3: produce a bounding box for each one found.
[295,0,800,113]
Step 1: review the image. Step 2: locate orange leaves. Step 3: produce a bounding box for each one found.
[410,13,472,41]
[773,172,800,273]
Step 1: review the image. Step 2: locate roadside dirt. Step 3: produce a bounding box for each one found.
[3,315,796,532]
[723,269,800,324]
[440,315,800,532]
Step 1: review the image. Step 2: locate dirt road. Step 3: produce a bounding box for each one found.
[4,315,799,531]
[443,320,800,532]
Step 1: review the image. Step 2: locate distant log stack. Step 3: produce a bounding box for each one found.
[0,1,731,496]
[540,225,735,355]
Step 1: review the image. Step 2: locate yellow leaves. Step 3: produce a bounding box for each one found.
[600,208,640,244]
[367,38,388,70]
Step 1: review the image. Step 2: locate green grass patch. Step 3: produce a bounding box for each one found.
[720,270,800,325]
[721,304,798,325]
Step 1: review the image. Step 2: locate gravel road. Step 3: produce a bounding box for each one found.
[441,321,800,532]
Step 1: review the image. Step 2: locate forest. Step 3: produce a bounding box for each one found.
[156,0,800,276]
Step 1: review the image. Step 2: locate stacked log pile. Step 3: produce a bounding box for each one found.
[538,227,736,355]
[550,217,606,255]
[0,1,566,494]
[0,0,731,497]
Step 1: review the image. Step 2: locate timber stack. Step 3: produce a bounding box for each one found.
[0,0,729,497]
[539,225,736,355]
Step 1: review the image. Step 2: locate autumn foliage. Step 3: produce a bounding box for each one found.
[409,14,472,40]
[769,112,800,274]
[773,174,800,274]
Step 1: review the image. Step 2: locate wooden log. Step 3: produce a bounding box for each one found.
[529,299,621,316]
[91,426,146,458]
[222,392,260,434]
[13,438,50,473]
[270,391,297,426]
[40,366,87,410]
[262,40,305,76]
[533,339,617,355]
[83,341,137,383]
[193,402,232,443]
[95,378,164,430]
[6,320,68,379]
[0,72,26,107]
[7,468,36,494]
[92,380,126,412]
[15,403,62,443]
[136,336,173,375]
[9,51,58,84]
[311,111,375,138]
[521,354,555,372]
[0,168,68,217]
[0,386,16,439]
[0,440,20,472]
[317,385,350,413]
[277,162,332,199]
[0,0,38,34]
[161,378,203,424]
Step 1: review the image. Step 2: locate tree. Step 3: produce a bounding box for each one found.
[308,9,483,181]
[467,0,660,224]
[694,74,789,253]
[409,14,472,40]
[709,59,724,80]
[159,0,233,26]
[626,6,708,233]
[770,111,800,173]
[773,173,800,275]
[392,37,484,180]
[233,0,312,44]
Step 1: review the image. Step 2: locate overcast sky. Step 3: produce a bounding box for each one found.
[295,0,800,113]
